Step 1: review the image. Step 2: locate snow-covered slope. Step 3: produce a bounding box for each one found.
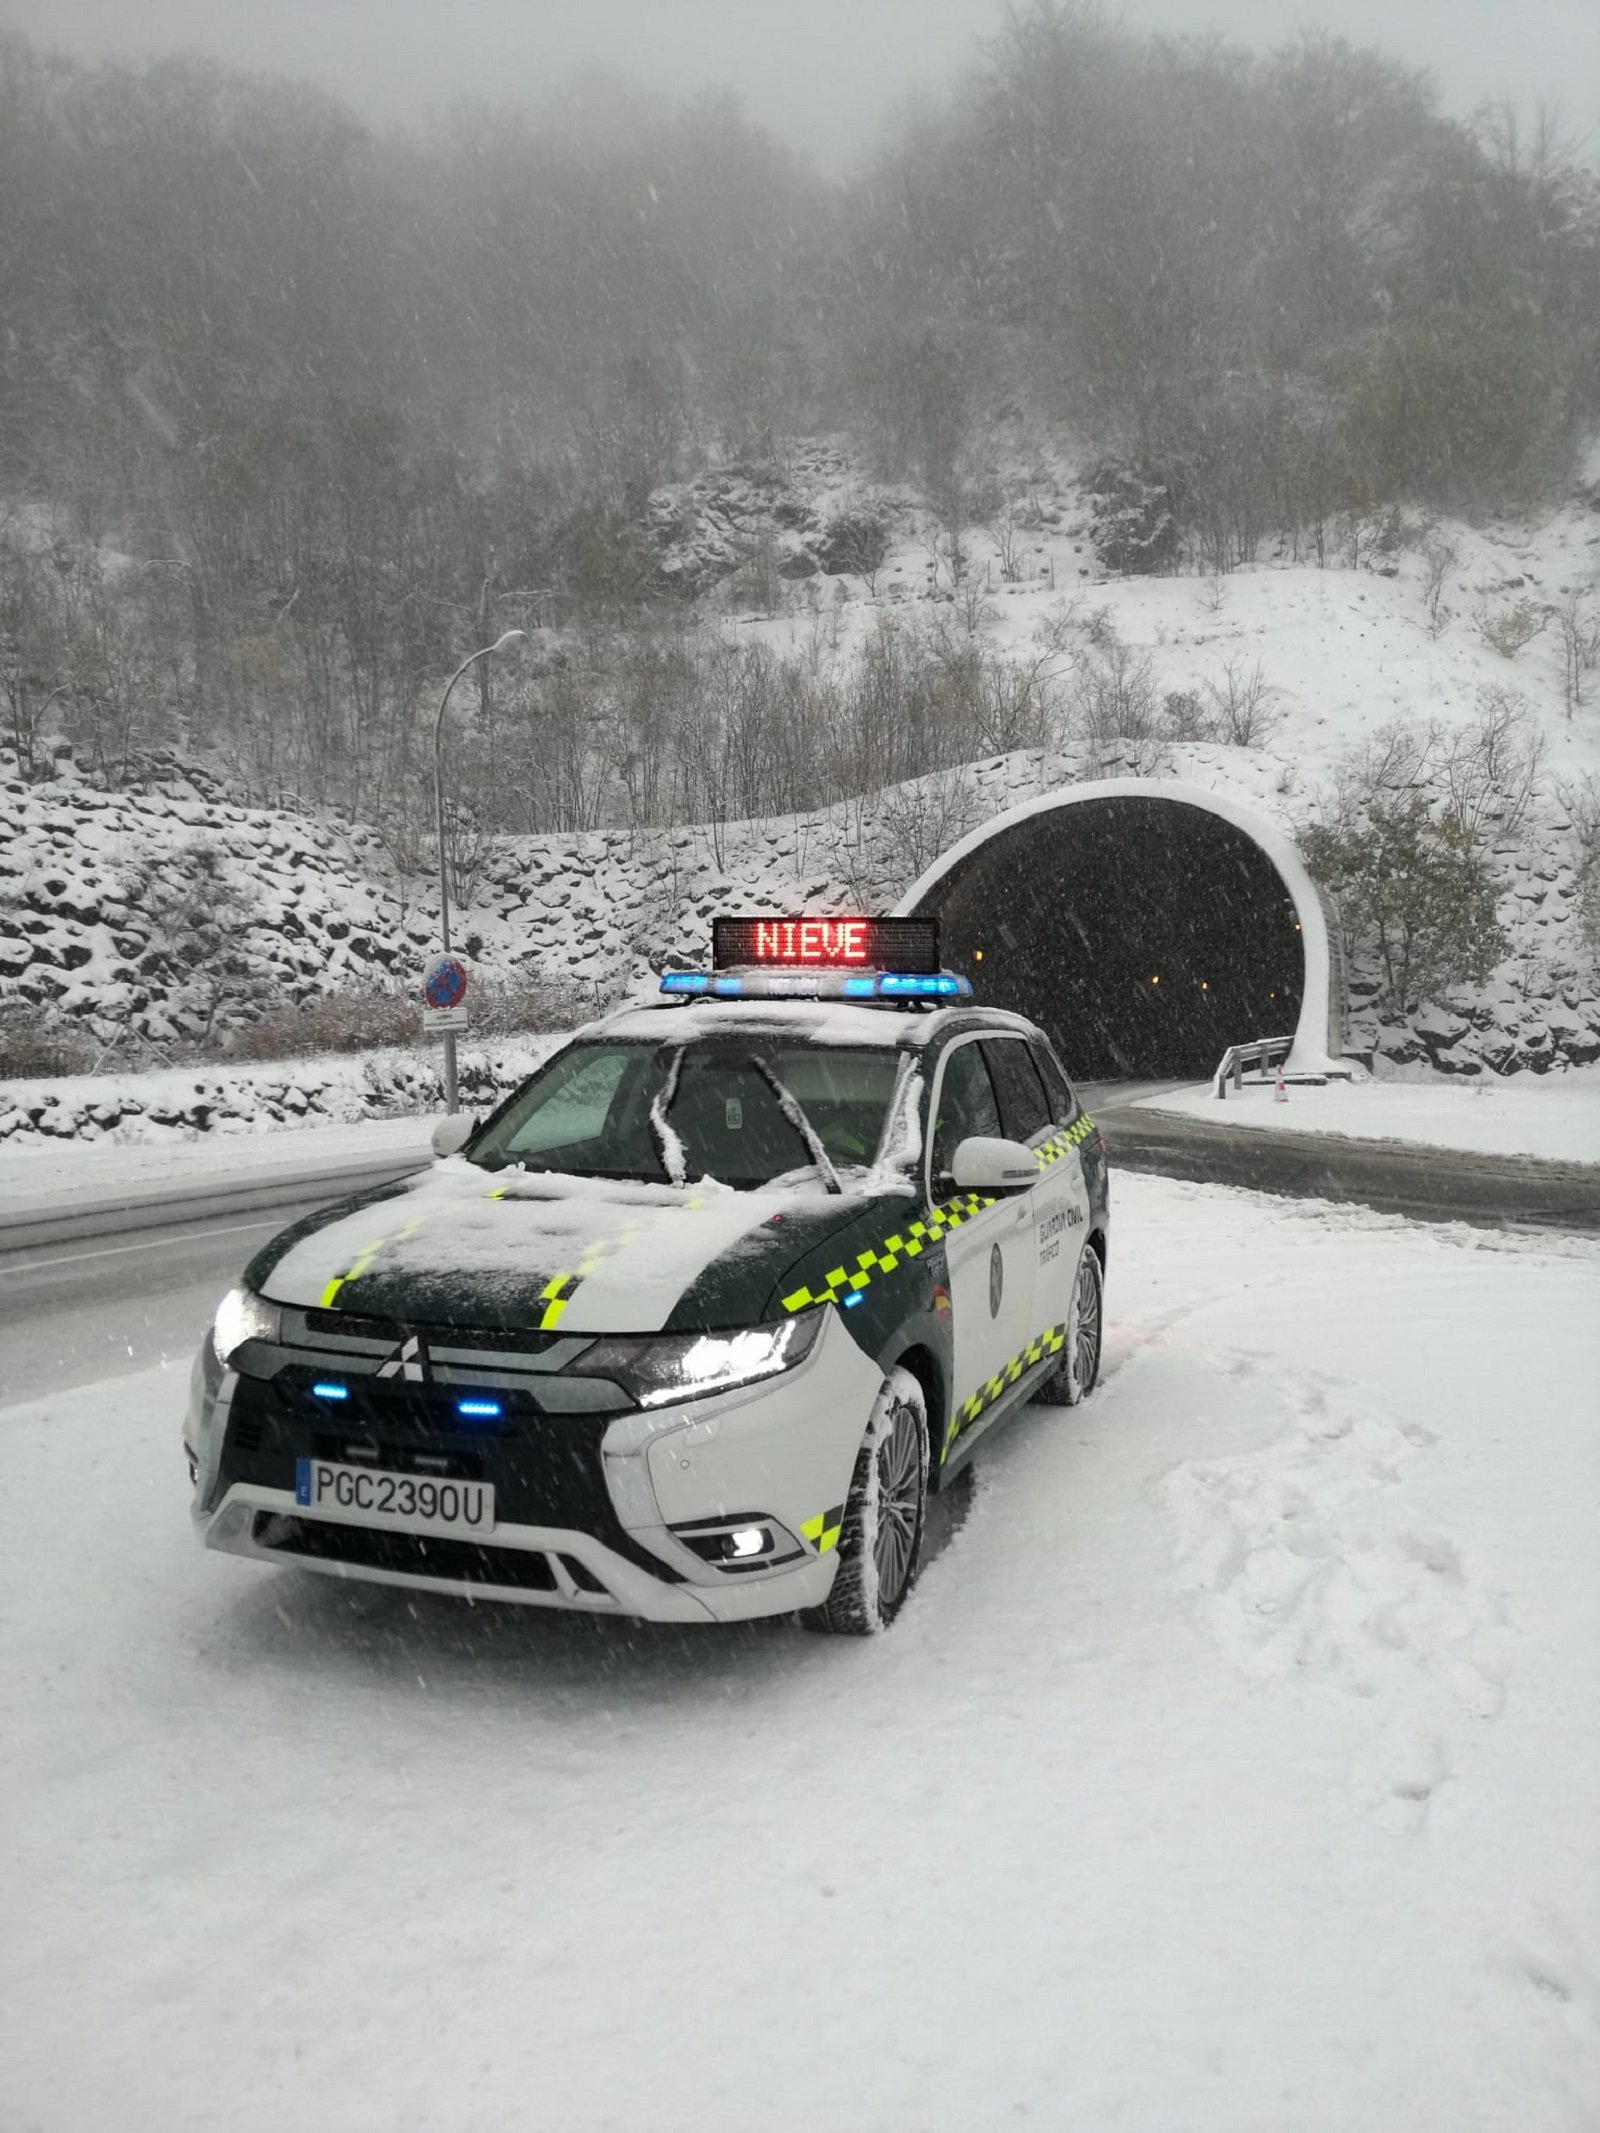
[3,464,1599,1149]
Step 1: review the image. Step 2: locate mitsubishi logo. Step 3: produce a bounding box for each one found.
[376,1333,431,1383]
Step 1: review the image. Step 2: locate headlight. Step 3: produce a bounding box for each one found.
[574,1311,823,1409]
[212,1285,281,1364]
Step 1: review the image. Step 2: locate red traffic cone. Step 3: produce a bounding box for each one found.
[1274,1064,1288,1103]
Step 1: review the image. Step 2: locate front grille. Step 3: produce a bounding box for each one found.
[217,1371,685,1586]
[302,1309,567,1357]
[252,1513,567,1592]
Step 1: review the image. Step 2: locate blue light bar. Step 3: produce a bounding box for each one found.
[456,1398,503,1420]
[878,972,970,998]
[658,969,972,1002]
[310,1381,349,1400]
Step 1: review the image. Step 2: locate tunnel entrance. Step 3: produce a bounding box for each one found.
[910,792,1308,1081]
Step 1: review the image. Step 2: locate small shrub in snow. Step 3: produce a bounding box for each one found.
[1069,635,1161,747]
[1083,462,1178,577]
[1555,590,1600,718]
[816,498,893,584]
[1303,722,1515,1012]
[1420,532,1458,637]
[226,977,595,1062]
[1202,656,1280,747]
[1557,772,1600,964]
[0,1005,101,1082]
[1475,599,1549,660]
[1302,802,1506,1013]
[122,841,273,1041]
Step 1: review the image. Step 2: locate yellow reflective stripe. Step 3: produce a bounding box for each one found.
[319,1217,424,1309]
[941,1318,1070,1463]
[782,1192,997,1314]
[537,1273,576,1330]
[801,1503,845,1554]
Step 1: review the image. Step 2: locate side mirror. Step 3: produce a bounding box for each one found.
[950,1135,1038,1192]
[430,1113,476,1159]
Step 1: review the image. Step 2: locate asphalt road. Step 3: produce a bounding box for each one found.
[4,1093,1596,1408]
[1081,1083,1600,1234]
[0,1151,429,1406]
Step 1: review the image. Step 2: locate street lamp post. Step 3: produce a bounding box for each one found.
[433,630,526,1114]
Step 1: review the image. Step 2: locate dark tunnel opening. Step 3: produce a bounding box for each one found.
[916,797,1307,1081]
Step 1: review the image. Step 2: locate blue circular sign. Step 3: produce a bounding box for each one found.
[424,955,468,1009]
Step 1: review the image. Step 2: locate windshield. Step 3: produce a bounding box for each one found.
[467,1039,904,1191]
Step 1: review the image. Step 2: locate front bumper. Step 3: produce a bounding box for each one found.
[187,1305,884,1624]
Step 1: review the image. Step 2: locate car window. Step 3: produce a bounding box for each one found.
[930,1041,1004,1180]
[1031,1039,1076,1123]
[500,1047,635,1158]
[470,1039,900,1189]
[982,1037,1054,1142]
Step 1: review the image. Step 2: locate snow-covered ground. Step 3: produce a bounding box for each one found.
[3,1173,1596,2132]
[1141,1067,1600,1166]
[0,1110,437,1205]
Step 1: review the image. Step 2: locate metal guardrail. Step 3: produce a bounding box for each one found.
[1213,1034,1294,1099]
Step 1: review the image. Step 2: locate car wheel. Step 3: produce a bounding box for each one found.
[802,1365,928,1636]
[1035,1241,1104,1407]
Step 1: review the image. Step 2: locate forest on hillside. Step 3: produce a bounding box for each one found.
[3,1,1598,839]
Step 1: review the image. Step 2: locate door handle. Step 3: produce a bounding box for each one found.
[1013,1203,1032,1226]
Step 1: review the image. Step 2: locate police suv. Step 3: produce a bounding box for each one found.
[187,918,1109,1634]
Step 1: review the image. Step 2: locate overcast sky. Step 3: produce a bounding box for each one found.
[4,0,1596,171]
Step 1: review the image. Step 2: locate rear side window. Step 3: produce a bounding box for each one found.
[1030,1040,1076,1124]
[930,1042,1004,1179]
[982,1038,1054,1143]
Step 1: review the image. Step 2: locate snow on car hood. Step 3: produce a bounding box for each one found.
[254,1158,875,1334]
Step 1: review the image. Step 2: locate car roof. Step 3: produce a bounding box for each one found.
[588,995,1046,1052]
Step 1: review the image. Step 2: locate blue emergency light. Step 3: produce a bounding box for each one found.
[657,968,971,1002]
[660,913,970,1003]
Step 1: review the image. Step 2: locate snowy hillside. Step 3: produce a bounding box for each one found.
[3,450,1599,1148]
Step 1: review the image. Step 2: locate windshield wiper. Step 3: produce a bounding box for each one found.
[752,1056,843,1195]
[648,1046,687,1187]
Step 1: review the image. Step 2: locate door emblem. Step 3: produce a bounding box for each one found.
[988,1243,1004,1318]
[376,1333,431,1383]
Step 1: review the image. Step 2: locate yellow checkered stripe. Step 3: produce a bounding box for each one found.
[319,1217,425,1309]
[941,1320,1069,1463]
[780,1191,996,1315]
[484,1191,665,1329]
[1035,1114,1097,1169]
[799,1502,846,1554]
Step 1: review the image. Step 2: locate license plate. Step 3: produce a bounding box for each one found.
[295,1459,495,1536]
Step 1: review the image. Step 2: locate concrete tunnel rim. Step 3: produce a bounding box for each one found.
[893,777,1343,1077]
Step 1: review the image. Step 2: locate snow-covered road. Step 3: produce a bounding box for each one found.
[3,1175,1597,2133]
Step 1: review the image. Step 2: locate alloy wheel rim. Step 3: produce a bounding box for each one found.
[1075,1254,1102,1387]
[873,1402,921,1604]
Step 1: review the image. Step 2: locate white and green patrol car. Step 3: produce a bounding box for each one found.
[186,920,1109,1634]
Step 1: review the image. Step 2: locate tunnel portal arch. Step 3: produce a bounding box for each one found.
[898,779,1340,1083]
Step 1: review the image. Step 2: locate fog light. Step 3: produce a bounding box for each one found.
[670,1514,802,1572]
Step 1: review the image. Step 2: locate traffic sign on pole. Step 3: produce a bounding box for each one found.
[423,954,469,1010]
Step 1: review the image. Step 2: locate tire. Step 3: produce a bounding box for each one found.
[1034,1240,1104,1407]
[802,1365,928,1636]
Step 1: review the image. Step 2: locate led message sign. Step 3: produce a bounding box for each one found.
[712,916,940,973]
